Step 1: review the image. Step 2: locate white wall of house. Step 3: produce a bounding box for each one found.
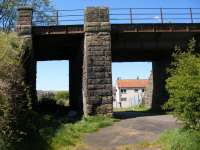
[113,84,145,108]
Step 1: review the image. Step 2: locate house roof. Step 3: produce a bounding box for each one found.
[117,79,149,88]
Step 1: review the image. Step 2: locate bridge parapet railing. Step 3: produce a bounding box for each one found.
[32,8,200,26]
[33,9,84,26]
[110,8,200,24]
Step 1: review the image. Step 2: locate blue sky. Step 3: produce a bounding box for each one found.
[36,0,199,91]
[52,0,199,9]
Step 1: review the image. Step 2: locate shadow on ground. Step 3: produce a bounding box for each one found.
[113,110,166,120]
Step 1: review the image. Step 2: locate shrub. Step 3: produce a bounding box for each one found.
[38,91,56,102]
[164,38,200,130]
[0,32,34,150]
[54,91,69,106]
[38,91,69,106]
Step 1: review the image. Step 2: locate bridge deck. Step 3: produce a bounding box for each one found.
[33,23,200,61]
[32,23,200,35]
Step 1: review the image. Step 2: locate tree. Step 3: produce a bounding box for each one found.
[0,0,53,31]
[0,32,23,78]
[54,91,69,101]
[0,31,26,150]
[54,91,69,106]
[164,38,200,130]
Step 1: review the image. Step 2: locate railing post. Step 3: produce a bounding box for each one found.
[189,8,193,23]
[160,8,164,23]
[56,10,59,25]
[130,8,133,24]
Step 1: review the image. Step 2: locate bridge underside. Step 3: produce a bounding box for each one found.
[32,24,200,114]
[33,24,200,62]
[17,6,200,116]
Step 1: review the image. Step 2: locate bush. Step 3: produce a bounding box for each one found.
[38,91,56,102]
[0,32,36,150]
[54,91,69,106]
[38,91,69,106]
[164,38,200,130]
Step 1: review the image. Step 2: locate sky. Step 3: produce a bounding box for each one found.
[51,0,199,9]
[36,0,199,91]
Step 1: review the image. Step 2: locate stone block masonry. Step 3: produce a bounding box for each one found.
[16,7,33,35]
[142,72,153,108]
[16,7,37,107]
[83,7,113,116]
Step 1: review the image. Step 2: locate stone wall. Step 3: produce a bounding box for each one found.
[142,72,153,108]
[83,7,113,116]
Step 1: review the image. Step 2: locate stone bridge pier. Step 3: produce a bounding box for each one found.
[83,8,113,116]
[152,60,171,110]
[16,7,37,107]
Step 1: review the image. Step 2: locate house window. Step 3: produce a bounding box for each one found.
[134,89,138,92]
[121,98,127,101]
[142,89,145,92]
[121,89,127,93]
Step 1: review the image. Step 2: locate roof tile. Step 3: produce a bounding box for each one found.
[117,79,149,88]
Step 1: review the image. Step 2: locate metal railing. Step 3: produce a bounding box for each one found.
[110,8,200,24]
[33,9,84,26]
[32,8,200,26]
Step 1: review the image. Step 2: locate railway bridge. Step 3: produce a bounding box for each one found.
[16,6,200,116]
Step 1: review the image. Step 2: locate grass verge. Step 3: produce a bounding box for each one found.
[117,128,200,150]
[114,104,149,112]
[155,128,200,150]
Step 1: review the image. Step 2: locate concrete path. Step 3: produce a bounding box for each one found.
[79,112,180,150]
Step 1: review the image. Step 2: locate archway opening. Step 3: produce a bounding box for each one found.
[112,62,153,118]
[36,60,70,114]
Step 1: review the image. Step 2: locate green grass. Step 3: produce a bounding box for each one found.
[6,111,117,150]
[155,128,200,150]
[38,115,117,150]
[117,142,159,150]
[114,104,149,112]
[118,128,200,150]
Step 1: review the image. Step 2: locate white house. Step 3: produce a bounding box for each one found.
[113,79,149,108]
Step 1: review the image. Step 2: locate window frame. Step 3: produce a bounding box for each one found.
[121,88,127,94]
